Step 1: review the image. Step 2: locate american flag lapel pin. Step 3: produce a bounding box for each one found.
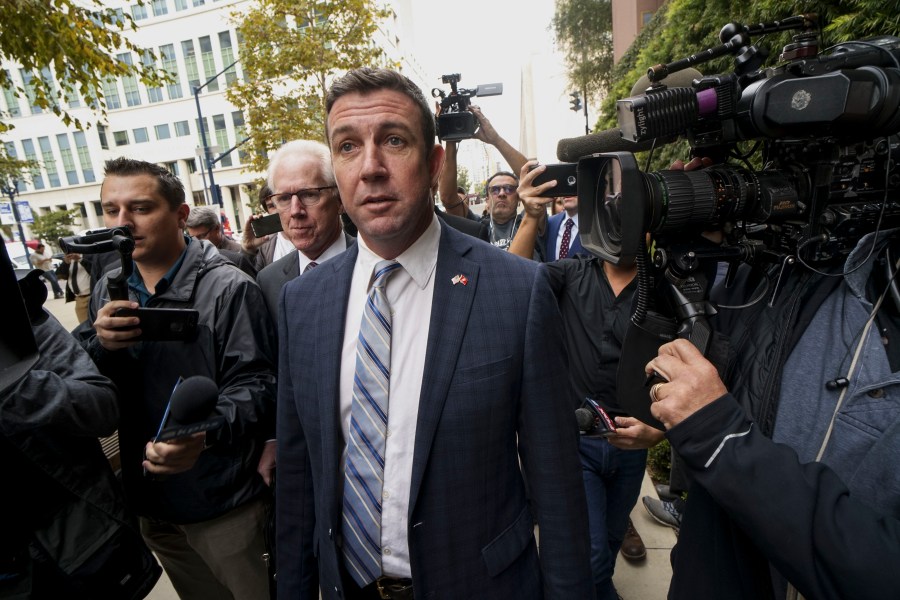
[451,274,469,286]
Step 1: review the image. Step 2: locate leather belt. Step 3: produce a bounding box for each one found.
[374,576,413,600]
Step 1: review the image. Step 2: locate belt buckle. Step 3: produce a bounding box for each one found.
[375,576,412,600]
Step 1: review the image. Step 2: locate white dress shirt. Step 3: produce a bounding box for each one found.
[273,231,296,262]
[339,215,440,578]
[555,212,579,260]
[295,232,347,273]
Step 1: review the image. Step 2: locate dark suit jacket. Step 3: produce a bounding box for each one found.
[544,212,587,261]
[434,206,490,242]
[276,224,592,599]
[256,233,354,320]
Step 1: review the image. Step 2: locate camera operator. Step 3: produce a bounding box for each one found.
[510,160,664,599]
[644,217,900,597]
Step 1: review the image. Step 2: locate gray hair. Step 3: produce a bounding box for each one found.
[266,140,334,190]
[184,205,220,230]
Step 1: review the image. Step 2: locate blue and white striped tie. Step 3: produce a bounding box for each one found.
[343,259,401,587]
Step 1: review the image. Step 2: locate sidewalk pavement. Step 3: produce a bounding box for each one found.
[44,294,676,600]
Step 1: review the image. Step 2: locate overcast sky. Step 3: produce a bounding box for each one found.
[407,0,590,181]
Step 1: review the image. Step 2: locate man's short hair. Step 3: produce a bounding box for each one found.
[184,206,220,230]
[457,186,466,195]
[266,140,335,191]
[325,68,436,151]
[103,157,185,210]
[486,171,519,193]
[258,183,272,212]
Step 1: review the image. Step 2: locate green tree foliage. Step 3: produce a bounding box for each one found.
[552,0,614,107]
[29,208,80,252]
[593,0,900,169]
[457,166,472,193]
[0,0,166,134]
[228,0,391,173]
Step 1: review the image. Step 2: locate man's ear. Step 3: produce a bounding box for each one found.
[177,204,190,229]
[428,144,445,189]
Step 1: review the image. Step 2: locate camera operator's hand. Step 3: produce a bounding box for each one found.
[94,300,142,351]
[470,105,499,145]
[644,339,728,430]
[517,160,555,218]
[241,213,271,254]
[668,156,713,171]
[143,432,206,475]
[607,416,665,449]
[63,252,82,264]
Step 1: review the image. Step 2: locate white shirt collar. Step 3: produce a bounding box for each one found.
[296,231,348,272]
[356,213,441,290]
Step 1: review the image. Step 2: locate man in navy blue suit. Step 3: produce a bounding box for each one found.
[543,194,588,261]
[276,67,593,599]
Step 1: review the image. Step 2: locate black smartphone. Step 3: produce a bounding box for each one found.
[114,307,200,341]
[250,213,283,238]
[530,163,578,197]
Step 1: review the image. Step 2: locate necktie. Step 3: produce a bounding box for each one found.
[343,259,401,587]
[558,218,575,259]
[303,261,318,274]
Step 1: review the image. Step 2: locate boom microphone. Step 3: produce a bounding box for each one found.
[556,67,703,162]
[156,375,224,442]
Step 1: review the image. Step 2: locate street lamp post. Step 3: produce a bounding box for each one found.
[1,178,31,267]
[193,58,239,208]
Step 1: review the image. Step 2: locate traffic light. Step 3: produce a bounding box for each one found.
[569,91,582,112]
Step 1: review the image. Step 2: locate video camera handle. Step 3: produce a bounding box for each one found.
[59,227,135,301]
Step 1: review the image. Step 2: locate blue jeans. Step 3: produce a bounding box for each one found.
[579,436,648,600]
[40,269,64,295]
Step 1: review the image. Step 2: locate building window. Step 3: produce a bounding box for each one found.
[231,110,247,163]
[97,125,110,150]
[21,139,44,190]
[118,53,142,107]
[142,51,164,102]
[159,44,183,99]
[131,3,148,20]
[19,69,42,114]
[5,143,26,191]
[192,0,205,6]
[218,31,237,84]
[199,36,218,92]
[93,201,103,217]
[155,123,172,140]
[164,161,180,177]
[113,130,129,146]
[181,40,201,90]
[641,10,654,26]
[151,0,168,16]
[38,136,61,188]
[174,120,190,136]
[2,70,21,117]
[174,0,188,10]
[56,134,79,185]
[73,131,95,183]
[133,127,149,143]
[213,114,231,167]
[195,116,209,146]
[102,78,122,110]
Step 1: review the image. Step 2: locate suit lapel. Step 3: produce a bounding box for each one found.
[546,212,562,260]
[315,245,358,506]
[408,227,479,512]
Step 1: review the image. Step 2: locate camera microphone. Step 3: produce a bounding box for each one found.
[156,375,224,442]
[575,407,597,433]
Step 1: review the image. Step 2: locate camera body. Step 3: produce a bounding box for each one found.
[579,17,900,276]
[432,73,503,142]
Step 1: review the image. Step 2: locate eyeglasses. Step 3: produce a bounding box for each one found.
[488,184,517,197]
[190,226,215,240]
[267,186,336,209]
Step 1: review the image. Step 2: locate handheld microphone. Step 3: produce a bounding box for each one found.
[156,376,224,442]
[576,398,617,438]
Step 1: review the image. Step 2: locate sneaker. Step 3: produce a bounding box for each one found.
[54,293,64,299]
[619,517,646,561]
[654,483,680,502]
[642,495,681,531]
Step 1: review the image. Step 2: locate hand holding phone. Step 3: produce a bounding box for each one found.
[113,307,200,342]
[250,213,283,238]
[529,163,578,197]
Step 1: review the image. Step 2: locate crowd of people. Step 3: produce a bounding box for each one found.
[3,65,900,600]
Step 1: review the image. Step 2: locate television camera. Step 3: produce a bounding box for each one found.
[432,73,503,142]
[566,15,900,427]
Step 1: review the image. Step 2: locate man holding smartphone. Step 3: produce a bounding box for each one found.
[79,157,277,600]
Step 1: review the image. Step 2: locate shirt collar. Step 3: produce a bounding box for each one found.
[128,236,192,306]
[357,213,440,290]
[296,231,348,272]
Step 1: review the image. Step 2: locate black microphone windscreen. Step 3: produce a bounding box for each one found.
[557,129,657,162]
[575,408,596,433]
[169,375,219,425]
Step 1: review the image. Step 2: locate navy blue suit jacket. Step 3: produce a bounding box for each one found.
[276,223,592,599]
[544,212,587,261]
